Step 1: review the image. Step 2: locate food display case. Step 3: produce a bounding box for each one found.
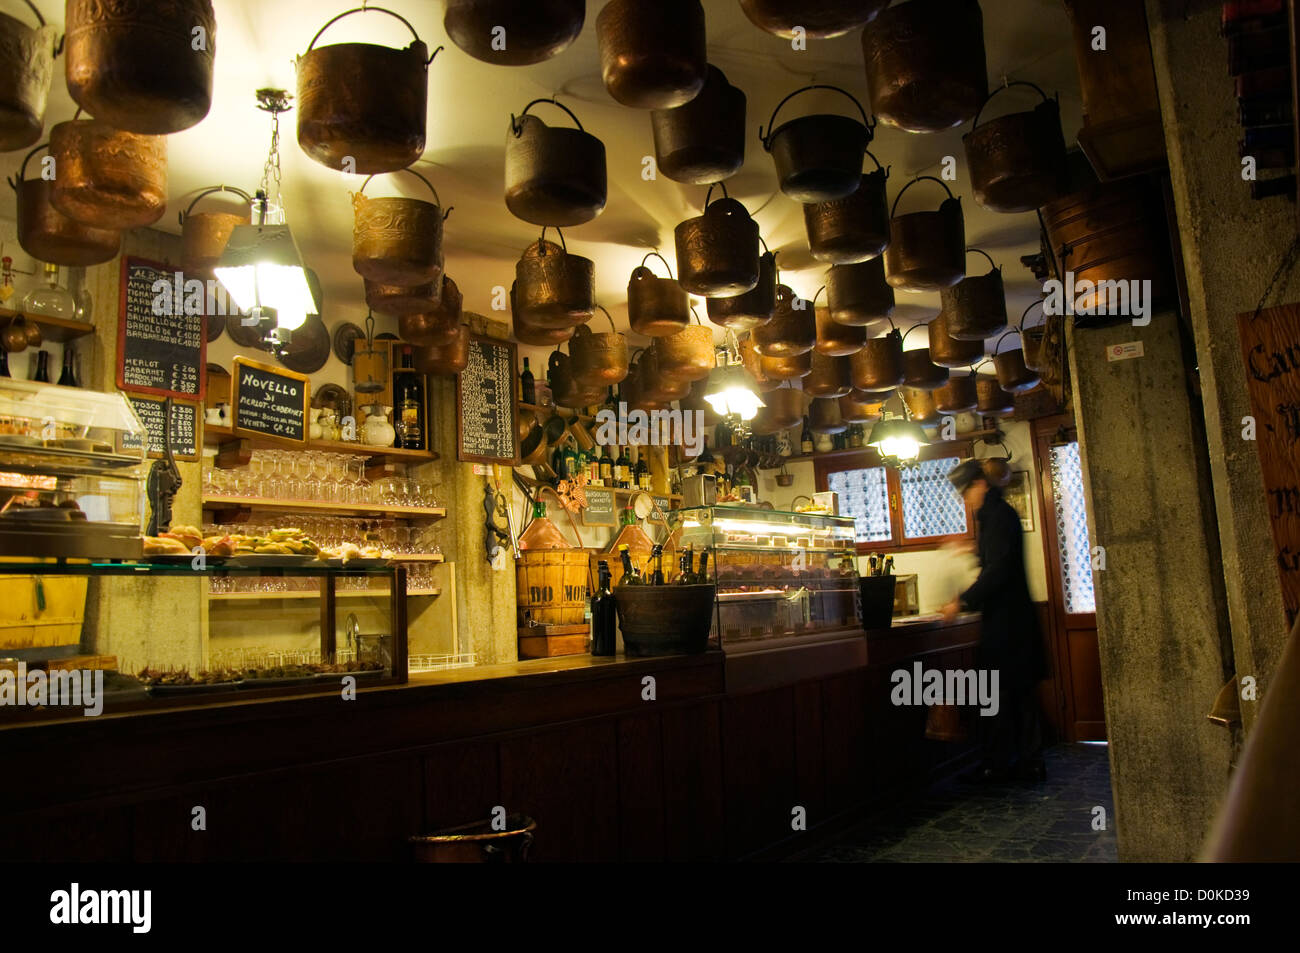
[0,380,148,560]
[674,505,859,649]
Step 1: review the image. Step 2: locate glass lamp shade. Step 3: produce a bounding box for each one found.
[703,363,765,420]
[866,417,929,464]
[214,223,318,331]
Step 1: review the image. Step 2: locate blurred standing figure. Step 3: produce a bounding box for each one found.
[943,459,1048,782]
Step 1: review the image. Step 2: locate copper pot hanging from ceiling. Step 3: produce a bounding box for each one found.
[804,150,891,264]
[352,168,450,286]
[761,84,876,203]
[884,175,966,292]
[761,350,812,381]
[400,310,461,348]
[514,229,596,329]
[754,385,806,431]
[815,295,867,356]
[963,81,1068,213]
[366,277,442,317]
[48,118,167,230]
[505,97,607,227]
[901,342,950,392]
[927,309,985,368]
[839,389,886,423]
[413,323,470,377]
[569,308,629,388]
[597,0,707,109]
[992,330,1041,393]
[9,142,121,267]
[939,248,1008,341]
[636,346,692,404]
[652,65,747,185]
[628,252,690,337]
[707,246,776,331]
[512,281,577,346]
[808,396,848,434]
[180,186,253,281]
[739,0,889,39]
[443,0,584,66]
[900,385,939,424]
[804,351,853,399]
[740,334,784,392]
[0,2,57,151]
[975,374,1015,416]
[1019,300,1050,374]
[934,372,978,414]
[675,183,761,297]
[851,327,904,392]
[827,256,895,329]
[754,284,816,357]
[655,311,715,383]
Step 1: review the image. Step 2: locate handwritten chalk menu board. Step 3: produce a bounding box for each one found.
[117,256,206,401]
[457,335,518,465]
[651,496,671,523]
[232,356,310,443]
[1237,303,1300,629]
[582,488,617,526]
[121,396,199,461]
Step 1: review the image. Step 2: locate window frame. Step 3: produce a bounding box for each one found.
[814,439,977,554]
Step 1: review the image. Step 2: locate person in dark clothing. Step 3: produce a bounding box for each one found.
[942,459,1048,783]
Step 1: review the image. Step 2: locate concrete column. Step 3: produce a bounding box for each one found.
[1069,315,1235,861]
[1144,0,1292,724]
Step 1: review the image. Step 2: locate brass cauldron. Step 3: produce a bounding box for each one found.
[839,389,886,423]
[0,1,56,151]
[549,349,602,409]
[804,151,890,264]
[9,142,121,267]
[815,300,866,356]
[515,230,595,329]
[506,98,606,227]
[569,308,629,388]
[513,295,577,346]
[851,328,904,391]
[992,330,1040,394]
[48,118,167,229]
[862,0,987,133]
[740,0,889,38]
[636,347,691,404]
[804,351,852,399]
[740,335,784,392]
[597,0,707,109]
[444,0,584,65]
[928,309,985,369]
[900,324,949,391]
[964,81,1067,213]
[827,256,895,329]
[400,311,460,348]
[180,186,252,281]
[652,65,746,185]
[934,373,978,414]
[297,6,439,173]
[754,284,815,357]
[976,374,1015,416]
[808,396,848,434]
[366,277,441,316]
[66,0,215,135]
[352,169,449,286]
[1019,301,1049,374]
[884,175,965,292]
[754,385,806,430]
[900,385,939,424]
[413,323,469,377]
[706,247,776,331]
[939,248,1008,341]
[622,360,670,413]
[761,350,812,381]
[656,312,715,383]
[761,84,875,203]
[675,183,760,297]
[628,252,690,337]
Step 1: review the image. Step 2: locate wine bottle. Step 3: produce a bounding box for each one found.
[697,548,710,583]
[590,561,616,656]
[615,445,631,489]
[0,347,9,378]
[677,545,696,585]
[57,346,77,387]
[800,418,814,455]
[520,356,535,405]
[563,440,579,483]
[32,349,50,383]
[393,346,425,450]
[618,543,643,585]
[650,544,665,585]
[599,443,614,485]
[634,446,651,490]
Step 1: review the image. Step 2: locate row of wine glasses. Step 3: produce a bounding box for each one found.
[203,450,440,509]
[208,570,437,594]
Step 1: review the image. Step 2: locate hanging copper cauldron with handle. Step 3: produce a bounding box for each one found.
[976,373,1015,416]
[754,284,815,357]
[297,6,441,173]
[862,0,987,133]
[512,281,576,347]
[549,347,603,409]
[0,0,57,151]
[444,0,584,65]
[740,335,783,392]
[1019,300,1050,374]
[939,248,1007,341]
[761,84,877,203]
[740,0,889,38]
[352,168,450,286]
[597,0,707,109]
[652,65,746,185]
[761,350,812,381]
[8,141,120,267]
[809,396,848,434]
[413,323,470,377]
[48,117,167,229]
[852,324,904,392]
[635,346,692,404]
[569,306,629,388]
[707,241,776,331]
[628,251,690,337]
[900,385,939,424]
[964,81,1068,213]
[928,309,985,368]
[675,183,760,297]
[656,308,715,383]
[180,186,253,281]
[804,150,890,264]
[884,175,965,292]
[65,0,215,135]
[506,98,607,227]
[900,323,949,391]
[515,228,596,329]
[805,351,853,399]
[934,371,978,414]
[815,286,866,356]
[366,277,441,317]
[828,256,895,329]
[840,389,886,423]
[992,330,1040,394]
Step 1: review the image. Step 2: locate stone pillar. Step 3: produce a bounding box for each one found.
[1068,315,1235,861]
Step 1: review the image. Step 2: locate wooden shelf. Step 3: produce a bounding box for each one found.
[202,496,446,520]
[208,588,440,601]
[782,428,1002,464]
[515,473,681,503]
[0,309,96,344]
[392,553,445,563]
[204,425,438,468]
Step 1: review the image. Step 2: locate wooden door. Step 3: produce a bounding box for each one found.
[1033,418,1106,741]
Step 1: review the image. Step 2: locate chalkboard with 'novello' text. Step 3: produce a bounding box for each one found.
[232,357,310,443]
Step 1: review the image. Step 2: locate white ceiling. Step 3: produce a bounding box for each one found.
[5,0,1084,365]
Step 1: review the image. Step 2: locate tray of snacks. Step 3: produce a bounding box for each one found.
[222,528,324,566]
[136,668,243,695]
[237,666,318,688]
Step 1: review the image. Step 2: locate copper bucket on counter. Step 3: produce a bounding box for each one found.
[597,0,707,109]
[760,84,876,203]
[707,243,776,331]
[352,168,450,286]
[754,284,815,357]
[675,183,760,297]
[928,309,986,368]
[515,229,595,329]
[992,330,1040,394]
[652,65,747,185]
[804,150,890,264]
[444,0,583,65]
[569,307,629,388]
[900,323,949,391]
[628,252,690,337]
[49,118,167,229]
[851,326,904,392]
[964,81,1068,213]
[862,0,987,133]
[506,97,606,227]
[656,309,715,383]
[740,0,888,38]
[179,186,253,280]
[9,142,121,267]
[828,256,895,329]
[366,277,441,316]
[296,5,440,173]
[804,351,852,399]
[884,175,966,292]
[0,1,57,151]
[939,248,1007,341]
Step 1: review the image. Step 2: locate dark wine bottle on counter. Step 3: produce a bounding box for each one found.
[618,543,643,585]
[650,544,665,585]
[590,560,616,656]
[57,347,77,387]
[32,349,50,383]
[519,357,535,405]
[393,346,425,450]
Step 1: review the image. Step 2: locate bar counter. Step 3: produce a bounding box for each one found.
[0,615,982,862]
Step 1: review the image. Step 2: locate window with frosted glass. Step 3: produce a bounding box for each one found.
[1049,442,1096,614]
[899,456,966,539]
[828,467,892,543]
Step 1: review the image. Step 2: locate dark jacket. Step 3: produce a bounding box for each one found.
[960,485,1047,689]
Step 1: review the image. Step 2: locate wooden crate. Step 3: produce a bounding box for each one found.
[0,576,89,650]
[518,623,588,659]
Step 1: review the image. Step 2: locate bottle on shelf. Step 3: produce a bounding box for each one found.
[590,560,616,657]
[800,417,814,455]
[677,545,696,585]
[520,356,536,405]
[599,442,614,485]
[634,446,651,490]
[21,263,76,320]
[618,543,643,585]
[584,446,598,485]
[31,349,50,383]
[393,346,425,451]
[849,424,863,448]
[563,440,580,484]
[57,346,77,387]
[697,548,710,583]
[615,444,631,489]
[650,544,665,585]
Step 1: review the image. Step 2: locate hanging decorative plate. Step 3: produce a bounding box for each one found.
[332,321,365,365]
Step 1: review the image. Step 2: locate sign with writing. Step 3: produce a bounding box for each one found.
[122,396,199,461]
[232,356,310,443]
[1106,341,1145,362]
[651,496,672,523]
[582,487,617,526]
[457,335,518,465]
[1237,303,1300,628]
[117,256,205,401]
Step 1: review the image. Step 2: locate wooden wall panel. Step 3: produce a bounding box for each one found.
[424,740,501,832]
[616,711,666,861]
[793,682,826,825]
[821,670,871,814]
[660,701,725,861]
[723,688,796,858]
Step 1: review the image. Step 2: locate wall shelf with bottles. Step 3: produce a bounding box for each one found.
[202,496,446,520]
[0,308,95,344]
[203,425,438,468]
[781,428,1002,464]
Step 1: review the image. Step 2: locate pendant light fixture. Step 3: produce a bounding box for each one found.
[703,329,765,424]
[866,391,929,467]
[214,89,318,353]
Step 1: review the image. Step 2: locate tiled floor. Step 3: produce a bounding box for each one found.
[793,744,1118,863]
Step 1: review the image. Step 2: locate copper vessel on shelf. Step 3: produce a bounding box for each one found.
[597,0,707,109]
[444,0,583,65]
[804,151,890,264]
[10,142,121,266]
[675,183,760,297]
[851,328,904,392]
[761,84,875,203]
[651,65,746,185]
[515,231,595,329]
[827,256,895,329]
[352,168,449,286]
[884,175,965,292]
[0,1,57,151]
[628,252,690,337]
[506,98,606,227]
[928,310,985,368]
[48,118,167,229]
[740,0,888,38]
[963,81,1068,213]
[180,186,253,281]
[754,284,815,357]
[804,351,853,399]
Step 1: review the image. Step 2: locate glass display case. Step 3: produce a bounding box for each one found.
[674,505,859,649]
[0,380,148,560]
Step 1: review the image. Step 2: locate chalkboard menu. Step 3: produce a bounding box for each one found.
[651,496,672,523]
[582,488,617,526]
[232,356,310,443]
[117,256,206,401]
[1237,303,1300,629]
[457,335,518,465]
[122,396,199,461]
